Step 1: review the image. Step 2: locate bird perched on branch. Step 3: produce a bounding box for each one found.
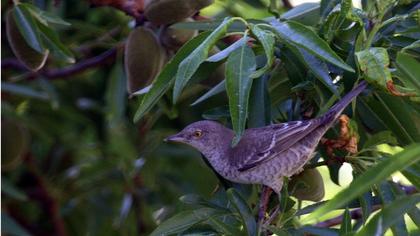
[165,81,367,194]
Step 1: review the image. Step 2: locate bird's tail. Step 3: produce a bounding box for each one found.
[322,80,367,123]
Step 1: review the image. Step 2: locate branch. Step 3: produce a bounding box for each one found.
[282,0,293,9]
[2,47,118,80]
[315,205,381,228]
[24,153,68,236]
[89,0,145,19]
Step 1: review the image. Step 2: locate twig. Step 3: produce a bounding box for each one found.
[315,205,381,228]
[282,0,293,9]
[24,153,68,236]
[2,47,118,80]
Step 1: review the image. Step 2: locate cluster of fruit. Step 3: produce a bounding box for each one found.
[125,0,222,94]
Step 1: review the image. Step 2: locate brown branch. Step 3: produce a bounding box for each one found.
[24,153,68,236]
[315,205,381,228]
[89,0,145,19]
[2,47,118,80]
[282,0,293,9]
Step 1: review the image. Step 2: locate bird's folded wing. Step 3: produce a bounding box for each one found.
[230,120,321,172]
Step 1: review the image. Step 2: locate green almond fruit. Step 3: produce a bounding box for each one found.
[288,168,325,202]
[1,120,30,171]
[6,10,49,72]
[162,18,198,50]
[124,27,166,94]
[144,0,213,25]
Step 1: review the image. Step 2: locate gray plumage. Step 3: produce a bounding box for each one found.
[165,81,367,193]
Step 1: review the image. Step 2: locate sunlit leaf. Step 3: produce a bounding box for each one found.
[268,19,354,72]
[133,32,211,121]
[356,194,420,236]
[305,145,420,222]
[173,17,245,102]
[225,42,256,145]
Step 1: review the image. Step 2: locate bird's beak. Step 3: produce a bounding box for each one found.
[164,133,184,142]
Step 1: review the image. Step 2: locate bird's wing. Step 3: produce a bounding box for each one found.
[230,120,322,172]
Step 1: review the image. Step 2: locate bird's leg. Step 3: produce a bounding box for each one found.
[258,186,273,223]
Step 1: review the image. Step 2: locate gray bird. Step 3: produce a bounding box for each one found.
[165,81,367,194]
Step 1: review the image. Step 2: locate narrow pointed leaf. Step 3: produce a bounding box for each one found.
[225,43,256,145]
[22,3,71,26]
[226,188,257,236]
[191,80,226,106]
[339,208,352,235]
[250,25,275,78]
[1,213,31,236]
[133,32,211,122]
[13,4,44,53]
[207,36,247,62]
[149,208,230,236]
[173,17,242,102]
[268,19,354,72]
[356,194,420,236]
[287,44,339,96]
[304,145,420,222]
[37,21,75,63]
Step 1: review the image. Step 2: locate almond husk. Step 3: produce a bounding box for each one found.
[144,0,213,25]
[288,168,325,202]
[124,27,166,94]
[6,10,49,71]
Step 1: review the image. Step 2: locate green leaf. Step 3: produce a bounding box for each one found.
[304,145,420,222]
[250,25,275,78]
[356,47,391,89]
[149,208,230,236]
[21,3,71,26]
[396,52,420,92]
[1,213,31,236]
[225,43,256,145]
[202,106,230,120]
[339,208,352,235]
[172,19,263,32]
[208,216,242,235]
[362,131,398,149]
[378,182,408,236]
[320,0,341,19]
[248,76,270,128]
[2,82,49,100]
[1,178,27,201]
[191,80,226,106]
[133,32,211,122]
[268,19,354,72]
[226,188,257,236]
[36,21,75,63]
[280,2,321,26]
[356,194,420,236]
[363,93,420,145]
[13,4,44,53]
[207,36,247,62]
[287,44,339,96]
[173,17,244,102]
[297,226,339,236]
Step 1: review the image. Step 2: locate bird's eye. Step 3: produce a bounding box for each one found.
[193,130,203,138]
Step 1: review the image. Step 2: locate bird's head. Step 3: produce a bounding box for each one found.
[165,120,233,158]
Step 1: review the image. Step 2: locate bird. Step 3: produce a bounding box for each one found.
[165,81,367,194]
